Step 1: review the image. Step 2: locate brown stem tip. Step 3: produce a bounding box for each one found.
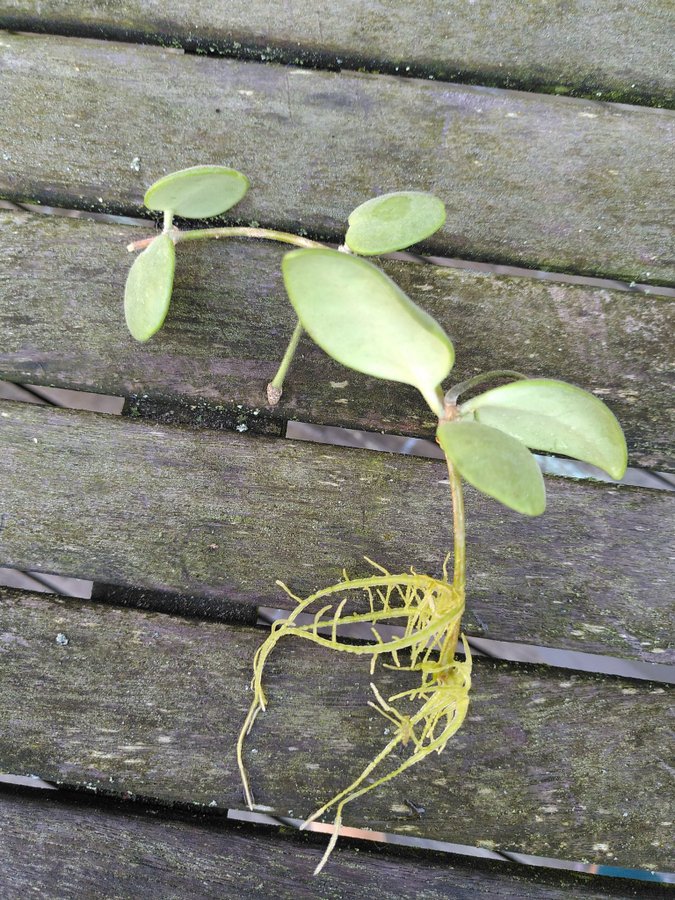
[266,383,283,406]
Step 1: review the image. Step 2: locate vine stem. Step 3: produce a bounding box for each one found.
[436,391,466,665]
[439,454,466,666]
[446,455,466,594]
[444,369,526,405]
[436,394,465,594]
[127,226,325,253]
[126,225,326,404]
[267,320,304,405]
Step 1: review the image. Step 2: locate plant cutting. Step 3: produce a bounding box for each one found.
[125,166,628,874]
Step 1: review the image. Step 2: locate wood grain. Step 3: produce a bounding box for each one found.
[4,792,657,900]
[1,401,672,661]
[0,589,671,871]
[0,0,672,105]
[1,211,672,470]
[0,33,673,283]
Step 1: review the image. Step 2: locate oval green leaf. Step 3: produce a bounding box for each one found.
[282,248,454,415]
[124,234,175,342]
[460,379,627,480]
[144,165,249,219]
[345,192,446,255]
[437,420,546,516]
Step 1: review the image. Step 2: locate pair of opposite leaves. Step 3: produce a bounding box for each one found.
[125,165,627,517]
[124,165,445,342]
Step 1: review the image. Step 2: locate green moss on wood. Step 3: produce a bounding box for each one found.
[0,0,672,106]
[0,589,671,871]
[0,33,673,283]
[0,212,672,470]
[0,401,673,661]
[1,792,644,898]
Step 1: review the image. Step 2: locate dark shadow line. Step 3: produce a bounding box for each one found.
[2,200,674,296]
[392,249,675,297]
[14,570,80,598]
[645,471,675,488]
[228,809,674,885]
[257,606,674,683]
[4,580,670,683]
[0,16,671,108]
[5,383,66,407]
[286,422,675,490]
[1,779,671,889]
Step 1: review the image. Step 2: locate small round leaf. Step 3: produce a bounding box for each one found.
[345,191,446,255]
[124,234,175,342]
[460,379,627,480]
[144,165,249,219]
[282,248,454,415]
[437,420,546,516]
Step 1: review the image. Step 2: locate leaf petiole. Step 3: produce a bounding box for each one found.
[444,369,527,406]
[267,319,304,406]
[127,225,325,253]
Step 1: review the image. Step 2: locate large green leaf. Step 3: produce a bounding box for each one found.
[460,379,627,480]
[345,191,446,255]
[124,234,175,342]
[282,248,454,415]
[437,420,546,516]
[144,165,249,219]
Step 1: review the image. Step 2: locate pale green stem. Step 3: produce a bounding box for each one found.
[441,453,465,666]
[445,369,527,406]
[436,391,465,592]
[420,384,446,418]
[447,456,466,592]
[267,319,304,405]
[127,226,326,403]
[176,226,327,250]
[127,226,325,253]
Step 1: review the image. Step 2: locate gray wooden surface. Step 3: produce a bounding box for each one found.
[0,0,672,105]
[1,33,673,284]
[1,401,672,662]
[2,10,673,892]
[2,793,662,900]
[1,589,671,872]
[1,210,673,470]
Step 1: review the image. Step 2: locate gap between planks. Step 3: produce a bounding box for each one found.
[0,5,672,108]
[1,379,672,491]
[0,571,672,682]
[2,398,674,657]
[2,200,673,298]
[0,784,671,898]
[1,206,673,469]
[0,590,671,871]
[1,33,672,284]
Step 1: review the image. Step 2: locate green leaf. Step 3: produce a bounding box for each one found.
[124,234,175,342]
[144,165,249,219]
[437,420,546,516]
[345,192,446,255]
[460,379,627,480]
[282,248,454,415]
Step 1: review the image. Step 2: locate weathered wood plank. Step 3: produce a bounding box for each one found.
[1,211,672,470]
[0,402,672,661]
[4,793,650,900]
[0,590,671,871]
[1,33,673,284]
[0,0,672,106]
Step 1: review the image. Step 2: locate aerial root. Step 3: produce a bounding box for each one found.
[237,560,471,873]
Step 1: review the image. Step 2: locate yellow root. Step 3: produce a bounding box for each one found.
[236,560,472,873]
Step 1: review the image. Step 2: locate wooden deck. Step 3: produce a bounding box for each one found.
[0,2,672,895]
